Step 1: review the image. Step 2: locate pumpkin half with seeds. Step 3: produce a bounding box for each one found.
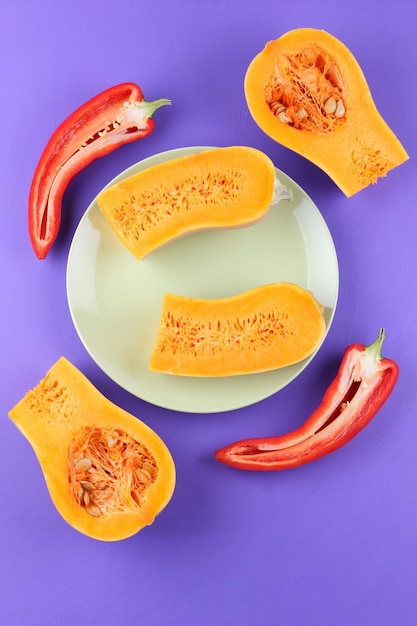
[8,357,175,541]
[96,146,291,260]
[149,283,326,377]
[244,28,409,196]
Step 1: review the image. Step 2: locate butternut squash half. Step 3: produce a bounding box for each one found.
[96,146,290,260]
[8,358,175,541]
[149,283,326,377]
[244,28,409,196]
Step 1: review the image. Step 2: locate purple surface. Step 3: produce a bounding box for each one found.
[1,1,416,624]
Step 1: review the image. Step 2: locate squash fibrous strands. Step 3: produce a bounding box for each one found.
[97,146,290,260]
[149,283,326,377]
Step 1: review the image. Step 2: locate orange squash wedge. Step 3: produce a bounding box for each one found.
[8,357,176,541]
[244,28,409,196]
[149,283,326,377]
[96,146,290,260]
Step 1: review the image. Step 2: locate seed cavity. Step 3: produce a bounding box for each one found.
[266,45,347,133]
[68,426,159,518]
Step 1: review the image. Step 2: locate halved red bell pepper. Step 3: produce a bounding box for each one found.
[29,82,171,259]
[215,329,399,471]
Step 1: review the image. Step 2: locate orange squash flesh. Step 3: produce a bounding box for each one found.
[96,146,285,260]
[8,357,176,541]
[149,283,326,377]
[244,28,409,196]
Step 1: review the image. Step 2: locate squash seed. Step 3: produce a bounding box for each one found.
[80,480,95,491]
[74,457,92,472]
[296,108,308,120]
[135,468,152,485]
[107,435,118,447]
[277,110,292,124]
[335,99,345,118]
[77,486,84,503]
[85,502,101,517]
[270,101,286,114]
[142,461,157,478]
[73,452,84,465]
[324,97,337,114]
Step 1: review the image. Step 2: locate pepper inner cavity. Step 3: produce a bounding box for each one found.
[266,45,347,133]
[80,119,124,149]
[315,379,362,434]
[238,378,362,456]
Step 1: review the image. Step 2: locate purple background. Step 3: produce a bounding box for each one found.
[1,1,416,624]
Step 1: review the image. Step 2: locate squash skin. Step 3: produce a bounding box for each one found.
[8,357,176,541]
[96,146,281,260]
[244,28,409,196]
[149,283,326,377]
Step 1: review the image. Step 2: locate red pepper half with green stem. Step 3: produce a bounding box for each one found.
[215,329,399,471]
[29,82,171,259]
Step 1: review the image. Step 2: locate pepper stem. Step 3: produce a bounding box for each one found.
[367,328,386,362]
[136,97,171,118]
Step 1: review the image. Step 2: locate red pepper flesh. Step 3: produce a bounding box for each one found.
[215,329,399,471]
[29,82,171,259]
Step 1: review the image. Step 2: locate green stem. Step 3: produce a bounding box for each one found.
[367,328,385,362]
[136,97,171,118]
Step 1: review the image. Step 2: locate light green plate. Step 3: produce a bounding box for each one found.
[66,146,339,414]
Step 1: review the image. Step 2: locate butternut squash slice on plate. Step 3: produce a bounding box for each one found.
[8,358,175,541]
[96,146,291,260]
[149,283,326,377]
[244,28,409,196]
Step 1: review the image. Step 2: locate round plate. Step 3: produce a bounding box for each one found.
[66,147,339,413]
